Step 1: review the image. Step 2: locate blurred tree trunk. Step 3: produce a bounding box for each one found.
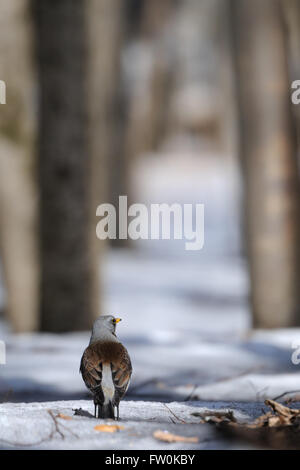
[283,0,300,147]
[107,1,128,247]
[33,0,115,332]
[0,0,38,332]
[123,0,175,168]
[231,0,300,327]
[109,0,175,246]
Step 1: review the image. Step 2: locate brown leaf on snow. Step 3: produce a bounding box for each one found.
[94,424,124,433]
[265,399,300,420]
[56,413,72,420]
[245,399,300,429]
[153,430,199,443]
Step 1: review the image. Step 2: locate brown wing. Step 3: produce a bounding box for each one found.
[111,344,132,405]
[80,341,132,404]
[80,345,103,392]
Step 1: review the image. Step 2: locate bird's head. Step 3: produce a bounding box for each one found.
[90,315,122,343]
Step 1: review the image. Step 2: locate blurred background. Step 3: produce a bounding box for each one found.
[1,0,300,404]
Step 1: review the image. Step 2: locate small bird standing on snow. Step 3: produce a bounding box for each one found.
[80,315,132,420]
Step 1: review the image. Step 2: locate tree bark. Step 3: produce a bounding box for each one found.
[231,0,300,328]
[33,0,113,331]
[282,0,300,147]
[0,0,38,332]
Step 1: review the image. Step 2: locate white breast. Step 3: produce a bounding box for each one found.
[101,364,115,403]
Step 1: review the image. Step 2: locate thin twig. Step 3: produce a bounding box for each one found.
[0,410,62,447]
[185,368,262,402]
[185,384,198,402]
[0,388,13,403]
[129,378,159,394]
[163,403,187,424]
[210,367,262,386]
[273,390,300,402]
[48,410,78,438]
[0,434,52,448]
[47,410,65,439]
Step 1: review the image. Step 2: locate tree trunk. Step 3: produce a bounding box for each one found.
[0,0,38,332]
[108,0,175,246]
[33,0,113,332]
[231,0,300,328]
[282,0,300,147]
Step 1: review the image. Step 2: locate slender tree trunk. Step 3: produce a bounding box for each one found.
[0,0,38,332]
[231,0,300,328]
[282,0,300,147]
[108,0,175,246]
[33,0,113,331]
[123,0,175,166]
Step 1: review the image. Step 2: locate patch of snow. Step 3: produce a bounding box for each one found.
[0,400,261,450]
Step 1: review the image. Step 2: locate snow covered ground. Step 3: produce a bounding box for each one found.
[0,399,265,450]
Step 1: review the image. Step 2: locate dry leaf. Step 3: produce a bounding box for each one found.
[94,424,124,433]
[265,399,300,420]
[56,413,72,420]
[267,416,280,427]
[208,399,300,450]
[153,430,198,443]
[195,400,300,430]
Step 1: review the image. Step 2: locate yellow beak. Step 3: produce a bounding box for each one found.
[115,318,122,323]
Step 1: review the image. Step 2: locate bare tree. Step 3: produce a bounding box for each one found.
[0,0,38,332]
[108,0,175,245]
[231,0,300,328]
[33,0,119,331]
[283,0,300,148]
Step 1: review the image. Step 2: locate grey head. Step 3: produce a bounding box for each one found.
[89,315,122,344]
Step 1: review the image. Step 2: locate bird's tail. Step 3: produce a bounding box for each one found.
[99,401,115,420]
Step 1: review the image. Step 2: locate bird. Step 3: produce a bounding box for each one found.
[80,315,132,420]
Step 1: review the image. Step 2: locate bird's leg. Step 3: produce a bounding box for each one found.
[116,405,119,421]
[94,403,97,418]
